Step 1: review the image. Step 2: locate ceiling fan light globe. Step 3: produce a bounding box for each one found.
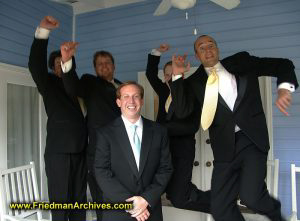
[171,0,196,10]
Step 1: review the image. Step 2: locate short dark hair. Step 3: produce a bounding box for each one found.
[116,81,144,99]
[93,50,115,67]
[48,50,61,70]
[194,35,218,53]
[163,61,172,74]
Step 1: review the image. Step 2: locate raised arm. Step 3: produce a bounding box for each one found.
[231,51,298,116]
[145,44,170,95]
[170,54,197,118]
[28,16,59,95]
[60,42,83,99]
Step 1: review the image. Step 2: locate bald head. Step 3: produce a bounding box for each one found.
[194,35,219,67]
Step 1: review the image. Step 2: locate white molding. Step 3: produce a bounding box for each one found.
[0,62,29,75]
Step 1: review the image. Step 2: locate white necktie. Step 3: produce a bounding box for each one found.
[131,125,141,156]
[201,67,219,131]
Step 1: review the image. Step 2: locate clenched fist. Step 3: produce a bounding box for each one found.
[40,16,59,30]
[60,42,79,63]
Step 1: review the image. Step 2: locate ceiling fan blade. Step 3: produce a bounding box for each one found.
[209,0,240,10]
[153,0,172,16]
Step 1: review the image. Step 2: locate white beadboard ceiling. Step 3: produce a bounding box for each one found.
[50,0,147,14]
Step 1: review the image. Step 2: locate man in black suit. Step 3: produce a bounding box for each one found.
[94,81,173,221]
[146,43,210,213]
[28,16,87,221]
[60,43,122,220]
[170,35,298,221]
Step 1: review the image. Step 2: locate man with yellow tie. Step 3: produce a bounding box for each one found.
[170,35,298,221]
[145,44,210,213]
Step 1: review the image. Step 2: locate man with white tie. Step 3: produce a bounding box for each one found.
[170,35,298,221]
[94,81,173,221]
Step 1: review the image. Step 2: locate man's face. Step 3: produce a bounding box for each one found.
[53,56,62,77]
[194,36,219,67]
[95,55,115,81]
[116,84,144,123]
[164,65,172,83]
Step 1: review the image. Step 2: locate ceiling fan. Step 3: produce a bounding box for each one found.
[153,0,240,16]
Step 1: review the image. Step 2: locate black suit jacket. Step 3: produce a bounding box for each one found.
[171,51,298,162]
[28,38,87,154]
[62,64,122,155]
[94,117,173,221]
[146,54,200,137]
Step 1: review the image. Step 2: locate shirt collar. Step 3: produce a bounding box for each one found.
[121,115,143,129]
[204,61,223,75]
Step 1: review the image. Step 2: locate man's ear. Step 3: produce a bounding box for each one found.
[195,53,200,61]
[116,99,121,107]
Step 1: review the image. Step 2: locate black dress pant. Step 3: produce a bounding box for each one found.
[87,127,104,221]
[87,154,103,221]
[166,136,211,213]
[44,152,87,221]
[211,131,284,221]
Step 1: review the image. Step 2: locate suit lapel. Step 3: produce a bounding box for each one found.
[233,75,247,112]
[218,95,231,111]
[114,117,139,177]
[220,59,248,112]
[138,117,152,177]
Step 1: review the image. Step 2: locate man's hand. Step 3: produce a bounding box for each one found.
[276,88,292,116]
[126,196,149,217]
[60,42,79,63]
[135,208,150,221]
[157,43,170,53]
[172,54,190,76]
[40,16,59,30]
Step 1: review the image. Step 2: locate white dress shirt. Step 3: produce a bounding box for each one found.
[172,61,295,132]
[121,115,143,169]
[35,26,50,39]
[205,62,240,131]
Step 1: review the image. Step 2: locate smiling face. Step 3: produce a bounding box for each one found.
[94,55,115,81]
[53,56,62,77]
[194,35,219,67]
[116,84,144,123]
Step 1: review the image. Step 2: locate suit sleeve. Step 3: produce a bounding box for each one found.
[232,51,298,88]
[61,57,80,100]
[145,54,169,96]
[140,127,173,207]
[170,77,199,119]
[163,95,201,136]
[28,38,49,96]
[94,130,132,202]
[61,61,89,99]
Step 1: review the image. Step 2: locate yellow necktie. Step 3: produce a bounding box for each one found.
[201,68,219,130]
[165,94,172,113]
